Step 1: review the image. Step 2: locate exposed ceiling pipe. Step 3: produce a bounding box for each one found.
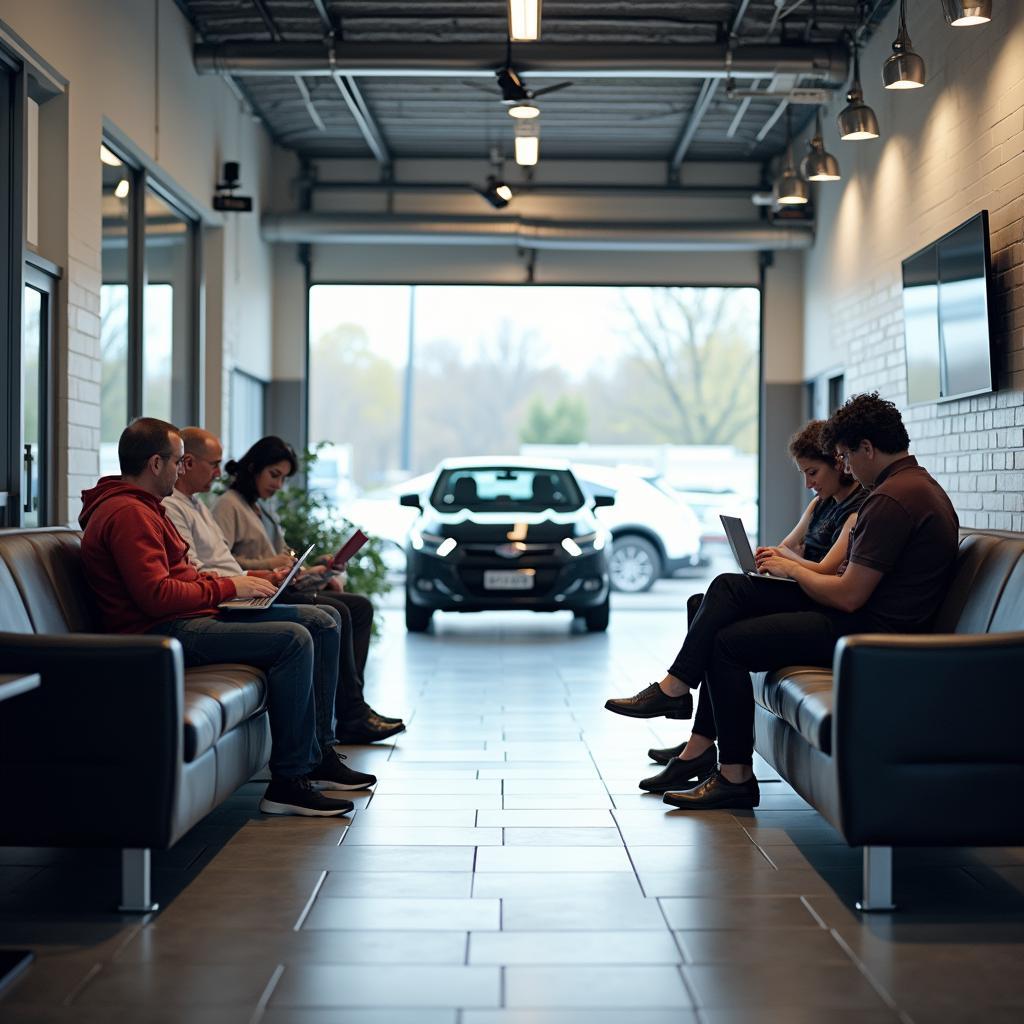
[306,181,761,198]
[193,42,848,83]
[261,212,814,251]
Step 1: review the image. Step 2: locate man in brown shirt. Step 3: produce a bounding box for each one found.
[604,392,959,809]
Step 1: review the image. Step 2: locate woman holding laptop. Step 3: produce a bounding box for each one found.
[606,420,865,793]
[213,436,405,744]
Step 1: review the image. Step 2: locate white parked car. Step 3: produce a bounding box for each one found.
[572,464,705,593]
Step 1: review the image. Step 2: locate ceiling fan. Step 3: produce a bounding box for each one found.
[463,63,573,119]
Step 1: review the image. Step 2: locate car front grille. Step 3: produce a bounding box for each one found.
[461,543,560,558]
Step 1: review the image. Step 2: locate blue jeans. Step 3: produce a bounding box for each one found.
[149,604,340,778]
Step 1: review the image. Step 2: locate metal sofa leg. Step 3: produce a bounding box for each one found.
[856,845,896,912]
[118,848,160,913]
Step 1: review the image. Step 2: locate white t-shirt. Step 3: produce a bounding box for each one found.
[163,488,244,577]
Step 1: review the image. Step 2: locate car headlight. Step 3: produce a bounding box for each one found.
[562,531,607,556]
[410,528,455,556]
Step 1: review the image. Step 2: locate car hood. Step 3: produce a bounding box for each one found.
[420,509,594,542]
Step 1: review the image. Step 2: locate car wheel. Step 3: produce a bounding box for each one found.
[405,596,433,633]
[609,535,661,593]
[584,598,610,632]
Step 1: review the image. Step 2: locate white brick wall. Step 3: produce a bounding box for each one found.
[805,2,1024,531]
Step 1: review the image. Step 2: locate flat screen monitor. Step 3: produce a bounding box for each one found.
[901,211,994,406]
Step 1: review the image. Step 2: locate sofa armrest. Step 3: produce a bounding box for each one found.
[0,631,185,848]
[832,631,1024,846]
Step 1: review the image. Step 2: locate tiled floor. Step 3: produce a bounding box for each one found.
[3,582,1024,1023]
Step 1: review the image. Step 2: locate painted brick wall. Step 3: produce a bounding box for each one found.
[804,1,1024,530]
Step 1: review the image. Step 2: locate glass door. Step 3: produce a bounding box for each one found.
[20,265,55,527]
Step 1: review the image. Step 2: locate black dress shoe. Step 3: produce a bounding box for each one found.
[335,715,406,744]
[639,746,718,793]
[662,770,760,810]
[648,741,687,765]
[604,683,693,720]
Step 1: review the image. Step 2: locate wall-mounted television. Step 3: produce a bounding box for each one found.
[901,210,995,406]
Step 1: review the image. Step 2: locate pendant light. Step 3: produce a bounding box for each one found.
[802,110,841,181]
[883,0,926,89]
[514,120,539,166]
[941,0,992,26]
[774,110,809,206]
[508,0,541,41]
[837,47,880,140]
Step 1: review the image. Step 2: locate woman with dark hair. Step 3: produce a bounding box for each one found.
[754,419,865,576]
[213,436,405,745]
[608,418,866,796]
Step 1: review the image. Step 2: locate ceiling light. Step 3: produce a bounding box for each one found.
[114,178,131,199]
[837,49,880,140]
[508,0,541,42]
[883,0,926,89]
[941,0,992,26]
[775,110,809,206]
[802,110,841,181]
[514,121,539,166]
[479,175,514,209]
[100,144,122,167]
[508,102,540,119]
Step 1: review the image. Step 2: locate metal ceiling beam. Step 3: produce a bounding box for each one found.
[193,42,848,83]
[333,74,392,169]
[262,212,815,251]
[308,181,761,198]
[668,78,720,179]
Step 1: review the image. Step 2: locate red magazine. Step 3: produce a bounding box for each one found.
[330,529,369,570]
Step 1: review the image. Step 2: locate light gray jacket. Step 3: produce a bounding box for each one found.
[211,487,287,569]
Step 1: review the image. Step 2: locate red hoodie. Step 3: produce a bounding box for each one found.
[79,477,237,634]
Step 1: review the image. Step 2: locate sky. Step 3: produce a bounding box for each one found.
[309,284,760,381]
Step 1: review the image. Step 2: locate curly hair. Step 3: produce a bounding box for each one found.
[787,419,854,485]
[822,392,910,455]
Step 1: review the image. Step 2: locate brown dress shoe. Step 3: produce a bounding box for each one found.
[662,770,760,810]
[604,683,693,720]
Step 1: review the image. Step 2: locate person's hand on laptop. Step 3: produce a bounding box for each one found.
[228,575,278,599]
[755,553,796,579]
[755,544,798,569]
[266,552,296,569]
[248,568,291,584]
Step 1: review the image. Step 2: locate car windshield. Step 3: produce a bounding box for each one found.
[431,467,584,513]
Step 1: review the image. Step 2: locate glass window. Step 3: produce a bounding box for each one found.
[144,188,194,426]
[229,369,266,459]
[100,143,133,477]
[431,467,584,513]
[21,285,42,525]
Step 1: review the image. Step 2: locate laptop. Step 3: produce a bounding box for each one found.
[219,544,315,609]
[329,528,369,570]
[720,516,797,583]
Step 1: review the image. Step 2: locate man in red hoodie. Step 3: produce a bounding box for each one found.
[80,417,357,817]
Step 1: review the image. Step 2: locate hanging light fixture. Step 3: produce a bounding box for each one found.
[941,0,992,26]
[775,110,809,205]
[508,0,541,41]
[837,47,880,140]
[99,144,123,167]
[802,110,841,181]
[514,120,539,166]
[478,175,514,209]
[508,101,540,119]
[883,0,926,89]
[114,178,131,199]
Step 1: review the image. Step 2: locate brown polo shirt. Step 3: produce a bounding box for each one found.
[846,455,959,631]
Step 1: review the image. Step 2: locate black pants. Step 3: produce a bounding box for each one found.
[669,573,876,765]
[283,588,375,725]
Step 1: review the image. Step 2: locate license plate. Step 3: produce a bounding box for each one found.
[483,570,535,591]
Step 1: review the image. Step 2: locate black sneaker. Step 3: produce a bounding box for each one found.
[604,683,693,720]
[259,776,353,816]
[336,714,406,744]
[310,749,377,791]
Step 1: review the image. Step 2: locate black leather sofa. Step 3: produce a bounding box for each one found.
[0,527,270,911]
[752,528,1024,910]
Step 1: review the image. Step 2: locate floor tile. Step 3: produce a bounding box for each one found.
[502,796,615,810]
[501,894,668,931]
[502,828,623,847]
[659,896,822,930]
[303,896,500,931]
[479,811,613,828]
[374,780,503,795]
[270,965,501,1008]
[72,962,276,1007]
[463,1012,696,1024]
[315,846,475,872]
[505,965,693,1008]
[471,872,643,899]
[674,927,851,964]
[319,871,474,898]
[469,930,681,965]
[366,794,504,810]
[351,809,477,827]
[475,846,633,873]
[341,827,502,846]
[262,1011,456,1024]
